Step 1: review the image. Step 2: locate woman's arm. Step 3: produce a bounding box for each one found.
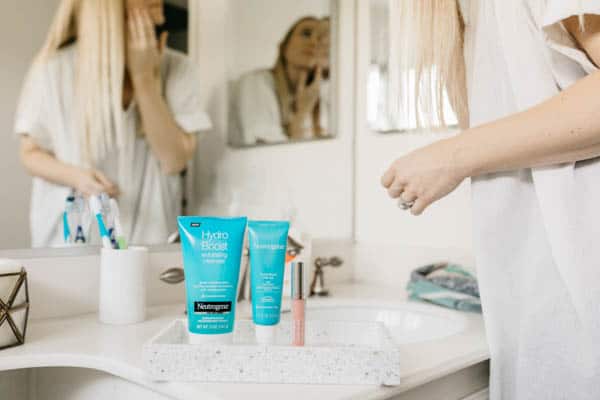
[454,70,600,176]
[127,8,197,175]
[19,136,119,196]
[455,15,600,175]
[132,74,197,175]
[382,15,600,214]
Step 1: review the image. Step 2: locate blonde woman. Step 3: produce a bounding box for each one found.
[232,16,330,146]
[16,0,211,247]
[381,1,600,398]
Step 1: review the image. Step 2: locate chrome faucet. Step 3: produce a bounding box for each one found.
[159,267,185,284]
[236,247,251,302]
[309,256,343,297]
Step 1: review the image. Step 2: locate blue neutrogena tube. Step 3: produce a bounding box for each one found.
[248,220,290,344]
[178,216,247,343]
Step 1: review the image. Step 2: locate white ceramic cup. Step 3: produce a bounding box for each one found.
[99,246,148,325]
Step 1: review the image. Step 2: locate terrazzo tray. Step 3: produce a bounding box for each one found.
[143,319,401,385]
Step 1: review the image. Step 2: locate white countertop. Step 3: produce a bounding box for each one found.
[0,283,489,400]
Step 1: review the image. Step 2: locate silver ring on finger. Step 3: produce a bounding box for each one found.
[399,199,415,210]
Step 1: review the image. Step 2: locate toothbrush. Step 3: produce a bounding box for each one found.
[63,195,75,243]
[63,212,71,243]
[74,195,88,243]
[89,195,113,249]
[100,193,118,249]
[109,198,128,250]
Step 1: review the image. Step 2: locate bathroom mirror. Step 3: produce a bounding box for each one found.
[0,0,191,251]
[367,0,457,133]
[226,0,335,147]
[0,0,346,253]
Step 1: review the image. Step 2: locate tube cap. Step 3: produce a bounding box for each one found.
[291,261,304,300]
[255,324,276,345]
[188,332,233,345]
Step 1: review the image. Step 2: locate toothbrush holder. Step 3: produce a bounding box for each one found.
[99,247,148,325]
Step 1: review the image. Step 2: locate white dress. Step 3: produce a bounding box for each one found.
[461,0,600,398]
[14,45,212,247]
[230,69,329,146]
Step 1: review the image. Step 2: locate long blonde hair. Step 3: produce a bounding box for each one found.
[35,0,127,165]
[272,16,327,138]
[397,0,469,128]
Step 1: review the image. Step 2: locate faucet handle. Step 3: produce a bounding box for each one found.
[314,256,343,268]
[159,267,184,284]
[310,256,343,297]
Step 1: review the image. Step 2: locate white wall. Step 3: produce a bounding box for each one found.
[189,0,354,240]
[0,1,61,249]
[353,1,473,252]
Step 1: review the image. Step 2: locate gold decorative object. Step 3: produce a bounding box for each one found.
[0,267,29,351]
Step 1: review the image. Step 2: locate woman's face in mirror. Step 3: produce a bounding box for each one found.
[284,19,323,69]
[126,0,165,25]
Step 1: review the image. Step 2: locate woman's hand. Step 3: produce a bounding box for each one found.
[288,66,322,139]
[126,7,167,82]
[19,136,120,197]
[71,168,120,198]
[380,138,468,215]
[295,65,322,116]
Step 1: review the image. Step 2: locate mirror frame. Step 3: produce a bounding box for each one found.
[0,243,181,260]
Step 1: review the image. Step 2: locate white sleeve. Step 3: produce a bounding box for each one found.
[232,71,286,146]
[164,55,212,134]
[14,64,54,151]
[541,0,600,87]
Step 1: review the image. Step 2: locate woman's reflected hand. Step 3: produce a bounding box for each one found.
[73,168,120,198]
[380,138,467,215]
[295,65,322,116]
[287,65,323,139]
[126,7,167,82]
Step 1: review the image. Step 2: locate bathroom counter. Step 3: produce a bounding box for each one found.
[0,283,489,400]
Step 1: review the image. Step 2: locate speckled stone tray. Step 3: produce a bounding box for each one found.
[143,319,401,385]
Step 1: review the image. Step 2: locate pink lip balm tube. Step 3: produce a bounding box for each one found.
[291,261,305,346]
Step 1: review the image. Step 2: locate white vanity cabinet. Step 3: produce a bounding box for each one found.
[1,363,488,400]
[1,368,173,400]
[386,362,489,400]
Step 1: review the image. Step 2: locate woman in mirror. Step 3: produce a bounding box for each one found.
[381,1,600,398]
[232,16,330,146]
[15,0,211,247]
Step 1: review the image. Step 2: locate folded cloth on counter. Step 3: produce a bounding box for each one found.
[406,262,481,313]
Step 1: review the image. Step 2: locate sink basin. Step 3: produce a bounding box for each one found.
[283,304,466,344]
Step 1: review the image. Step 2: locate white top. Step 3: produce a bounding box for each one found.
[460,1,600,399]
[14,45,212,248]
[230,69,329,146]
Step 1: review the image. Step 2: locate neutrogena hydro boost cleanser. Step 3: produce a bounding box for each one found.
[178,216,247,343]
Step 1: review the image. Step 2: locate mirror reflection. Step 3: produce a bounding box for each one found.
[1,0,339,251]
[4,0,200,250]
[228,2,333,147]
